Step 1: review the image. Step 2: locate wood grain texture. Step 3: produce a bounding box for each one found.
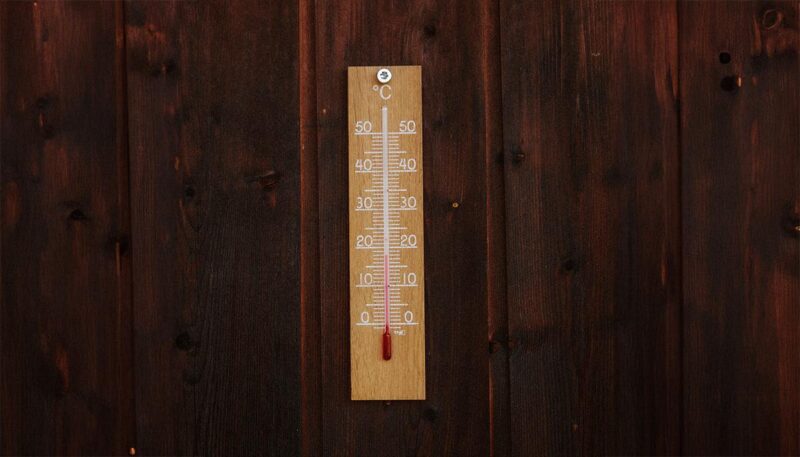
[299,0,322,453]
[1,1,799,454]
[482,0,510,454]
[0,1,135,454]
[124,1,302,455]
[499,1,681,455]
[313,0,500,454]
[348,66,426,401]
[680,1,800,455]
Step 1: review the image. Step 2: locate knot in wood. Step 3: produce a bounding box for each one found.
[761,8,784,30]
[247,171,281,190]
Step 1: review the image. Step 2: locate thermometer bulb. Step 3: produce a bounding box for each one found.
[382,327,392,360]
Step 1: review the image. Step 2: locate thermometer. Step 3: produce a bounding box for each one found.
[348,66,425,400]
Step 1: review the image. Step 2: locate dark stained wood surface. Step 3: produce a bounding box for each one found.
[680,1,800,455]
[299,0,322,454]
[1,0,798,455]
[123,1,302,455]
[483,1,511,455]
[499,1,682,455]
[1,1,135,455]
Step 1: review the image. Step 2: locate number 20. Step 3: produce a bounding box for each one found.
[400,234,417,248]
[356,235,373,248]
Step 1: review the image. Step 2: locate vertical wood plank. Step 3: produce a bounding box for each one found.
[299,0,322,453]
[0,1,135,454]
[499,1,681,455]
[680,1,800,455]
[314,0,502,454]
[484,0,511,454]
[124,1,302,454]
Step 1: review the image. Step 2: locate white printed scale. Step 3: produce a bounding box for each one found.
[348,66,425,400]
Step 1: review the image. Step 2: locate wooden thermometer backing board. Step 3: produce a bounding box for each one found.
[348,66,425,400]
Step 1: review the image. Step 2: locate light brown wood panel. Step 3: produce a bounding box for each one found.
[348,66,425,400]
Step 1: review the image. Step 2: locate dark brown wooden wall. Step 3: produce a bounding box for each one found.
[1,1,797,456]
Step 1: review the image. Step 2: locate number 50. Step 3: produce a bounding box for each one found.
[399,120,416,133]
[355,121,372,133]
